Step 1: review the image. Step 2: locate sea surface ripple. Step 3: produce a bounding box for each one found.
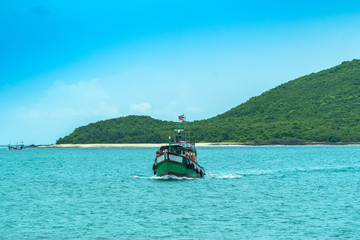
[0,146,359,239]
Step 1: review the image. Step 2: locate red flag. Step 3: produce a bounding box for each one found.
[178,115,185,121]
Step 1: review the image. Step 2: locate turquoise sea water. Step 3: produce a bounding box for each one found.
[0,145,359,239]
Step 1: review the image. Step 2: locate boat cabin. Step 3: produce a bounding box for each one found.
[159,145,194,154]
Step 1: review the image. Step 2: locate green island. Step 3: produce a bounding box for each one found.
[57,59,360,145]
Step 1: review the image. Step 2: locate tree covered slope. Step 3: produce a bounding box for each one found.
[57,59,360,144]
[57,116,174,144]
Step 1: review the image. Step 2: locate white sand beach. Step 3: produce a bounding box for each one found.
[35,142,360,148]
[36,142,246,148]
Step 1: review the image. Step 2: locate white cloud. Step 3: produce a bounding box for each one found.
[1,79,121,144]
[130,102,151,113]
[38,79,120,119]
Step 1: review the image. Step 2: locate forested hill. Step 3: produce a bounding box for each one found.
[57,59,360,144]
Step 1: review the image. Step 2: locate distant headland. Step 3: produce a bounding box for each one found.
[56,59,360,146]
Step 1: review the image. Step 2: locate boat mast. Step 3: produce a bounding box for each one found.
[174,129,184,142]
[183,115,191,142]
[174,114,192,142]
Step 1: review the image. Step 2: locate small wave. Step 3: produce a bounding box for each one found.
[288,165,360,174]
[134,175,195,180]
[206,169,278,179]
[237,169,275,176]
[206,173,244,179]
[135,165,360,181]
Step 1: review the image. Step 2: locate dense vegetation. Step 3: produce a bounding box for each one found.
[57,59,360,144]
[57,116,175,144]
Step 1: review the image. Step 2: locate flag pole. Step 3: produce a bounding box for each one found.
[168,136,171,152]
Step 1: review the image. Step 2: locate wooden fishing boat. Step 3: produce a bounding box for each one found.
[8,142,25,150]
[152,115,205,178]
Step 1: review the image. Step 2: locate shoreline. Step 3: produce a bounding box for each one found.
[35,142,360,148]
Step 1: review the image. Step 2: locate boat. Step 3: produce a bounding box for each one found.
[152,115,206,178]
[8,142,25,150]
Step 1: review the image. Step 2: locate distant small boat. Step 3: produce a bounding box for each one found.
[152,115,206,178]
[8,142,25,150]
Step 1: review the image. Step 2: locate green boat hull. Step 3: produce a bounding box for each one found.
[155,160,203,178]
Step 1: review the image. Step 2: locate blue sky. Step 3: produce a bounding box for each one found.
[1,0,360,144]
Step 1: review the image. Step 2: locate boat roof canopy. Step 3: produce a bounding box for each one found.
[159,144,195,153]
